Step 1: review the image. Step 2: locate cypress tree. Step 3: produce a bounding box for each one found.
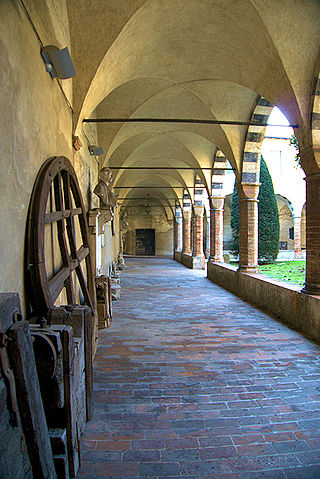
[258,156,280,262]
[231,156,280,263]
[231,181,239,255]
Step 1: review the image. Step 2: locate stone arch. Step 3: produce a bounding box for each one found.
[242,97,274,185]
[212,149,232,196]
[194,174,206,208]
[311,70,320,151]
[183,188,192,210]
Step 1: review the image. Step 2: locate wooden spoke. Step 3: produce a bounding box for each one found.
[63,172,77,258]
[48,266,71,303]
[45,208,82,224]
[77,246,89,263]
[75,264,93,312]
[26,157,96,316]
[53,171,75,304]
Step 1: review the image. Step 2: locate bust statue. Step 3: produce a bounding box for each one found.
[120,211,129,230]
[93,167,117,208]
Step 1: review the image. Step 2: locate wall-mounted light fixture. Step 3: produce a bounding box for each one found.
[89,145,104,156]
[41,45,76,79]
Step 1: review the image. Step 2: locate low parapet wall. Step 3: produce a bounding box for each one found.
[207,261,320,342]
[175,252,205,270]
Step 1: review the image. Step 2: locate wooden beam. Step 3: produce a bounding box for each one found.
[7,321,57,479]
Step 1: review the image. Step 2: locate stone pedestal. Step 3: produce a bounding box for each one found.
[95,276,112,329]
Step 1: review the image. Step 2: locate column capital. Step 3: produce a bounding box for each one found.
[300,145,320,175]
[209,196,225,210]
[182,209,192,220]
[304,172,320,182]
[193,205,205,217]
[238,182,260,200]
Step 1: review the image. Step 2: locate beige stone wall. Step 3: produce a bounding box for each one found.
[0,1,100,311]
[123,207,173,255]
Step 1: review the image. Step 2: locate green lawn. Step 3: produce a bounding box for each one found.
[230,260,306,286]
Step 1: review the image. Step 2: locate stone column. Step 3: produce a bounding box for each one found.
[206,215,210,258]
[302,173,320,294]
[209,197,224,262]
[192,206,204,257]
[238,184,259,273]
[293,216,303,259]
[174,210,183,252]
[182,210,192,254]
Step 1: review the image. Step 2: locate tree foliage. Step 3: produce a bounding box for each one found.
[231,156,280,263]
[258,157,280,262]
[230,181,239,255]
[289,134,301,168]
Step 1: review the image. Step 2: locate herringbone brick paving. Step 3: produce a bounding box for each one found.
[77,258,320,478]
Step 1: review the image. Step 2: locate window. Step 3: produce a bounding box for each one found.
[289,227,294,240]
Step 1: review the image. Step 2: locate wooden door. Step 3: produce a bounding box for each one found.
[135,229,155,255]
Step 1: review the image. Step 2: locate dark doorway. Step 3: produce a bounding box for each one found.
[135,229,155,255]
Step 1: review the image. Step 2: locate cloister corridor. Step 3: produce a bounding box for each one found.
[78,258,320,478]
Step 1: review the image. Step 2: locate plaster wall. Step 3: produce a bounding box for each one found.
[207,261,320,342]
[261,137,305,216]
[81,124,115,278]
[0,2,99,311]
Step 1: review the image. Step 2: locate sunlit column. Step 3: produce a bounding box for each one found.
[209,197,224,262]
[182,210,192,255]
[238,184,259,273]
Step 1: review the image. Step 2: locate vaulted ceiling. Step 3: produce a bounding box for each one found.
[66,0,320,211]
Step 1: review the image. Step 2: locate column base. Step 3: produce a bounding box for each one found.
[209,255,224,263]
[237,265,259,274]
[294,248,303,259]
[174,251,182,262]
[301,283,320,295]
[180,253,205,269]
[191,254,206,270]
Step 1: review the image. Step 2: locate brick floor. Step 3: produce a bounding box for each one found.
[77,258,320,478]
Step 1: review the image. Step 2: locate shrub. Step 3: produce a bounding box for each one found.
[231,156,280,263]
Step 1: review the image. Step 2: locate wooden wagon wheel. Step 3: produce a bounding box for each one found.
[26,156,96,317]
